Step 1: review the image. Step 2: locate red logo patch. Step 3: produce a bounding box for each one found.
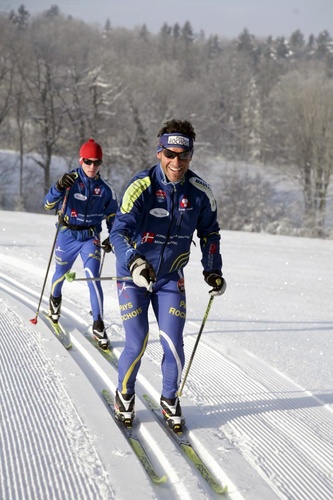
[179,197,190,209]
[141,232,155,243]
[71,209,78,217]
[156,190,166,202]
[177,277,185,295]
[94,187,101,195]
[209,243,217,254]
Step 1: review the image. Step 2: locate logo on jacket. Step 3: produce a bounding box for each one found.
[150,208,169,218]
[141,232,155,243]
[71,209,78,217]
[156,190,166,202]
[179,196,191,210]
[93,187,101,196]
[177,277,185,295]
[189,177,217,211]
[74,193,87,201]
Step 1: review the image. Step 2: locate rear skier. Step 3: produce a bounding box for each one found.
[44,138,117,349]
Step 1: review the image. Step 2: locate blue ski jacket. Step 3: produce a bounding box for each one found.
[110,163,222,279]
[44,166,117,239]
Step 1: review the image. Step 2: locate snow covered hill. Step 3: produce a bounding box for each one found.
[1,209,333,499]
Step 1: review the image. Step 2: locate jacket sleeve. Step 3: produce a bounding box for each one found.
[110,174,150,269]
[44,184,65,211]
[195,181,223,273]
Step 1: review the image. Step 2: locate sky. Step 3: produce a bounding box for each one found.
[2,0,333,39]
[1,209,333,498]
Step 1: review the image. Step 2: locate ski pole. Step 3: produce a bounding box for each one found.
[177,295,215,397]
[92,238,106,276]
[64,271,132,282]
[99,247,106,275]
[30,188,70,324]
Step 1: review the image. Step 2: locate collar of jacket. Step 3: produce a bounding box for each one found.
[78,165,100,183]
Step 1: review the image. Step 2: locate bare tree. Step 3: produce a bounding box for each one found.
[1,9,333,235]
[0,16,17,144]
[17,54,66,193]
[268,65,333,235]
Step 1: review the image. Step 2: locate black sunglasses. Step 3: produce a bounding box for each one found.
[160,146,193,160]
[83,158,103,166]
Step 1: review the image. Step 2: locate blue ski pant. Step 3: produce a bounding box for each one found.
[116,272,187,399]
[51,230,103,321]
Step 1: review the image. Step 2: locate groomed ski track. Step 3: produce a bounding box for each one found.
[0,274,235,499]
[2,270,333,499]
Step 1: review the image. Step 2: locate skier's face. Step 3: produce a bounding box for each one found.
[81,158,103,178]
[157,147,193,183]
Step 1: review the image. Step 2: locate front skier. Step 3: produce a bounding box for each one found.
[109,119,226,432]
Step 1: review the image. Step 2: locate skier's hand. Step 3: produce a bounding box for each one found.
[101,237,112,253]
[56,172,77,191]
[129,256,156,290]
[203,271,226,296]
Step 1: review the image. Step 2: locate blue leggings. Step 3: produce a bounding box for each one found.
[116,272,186,399]
[51,230,103,321]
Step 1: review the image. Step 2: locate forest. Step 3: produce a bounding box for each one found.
[0,4,332,238]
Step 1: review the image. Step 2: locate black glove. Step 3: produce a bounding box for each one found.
[203,271,227,296]
[101,237,112,253]
[129,256,156,290]
[56,172,77,191]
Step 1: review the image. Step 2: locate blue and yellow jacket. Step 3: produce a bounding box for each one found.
[44,166,117,238]
[110,163,222,279]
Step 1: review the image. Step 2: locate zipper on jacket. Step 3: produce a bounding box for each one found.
[177,212,183,232]
[155,184,176,276]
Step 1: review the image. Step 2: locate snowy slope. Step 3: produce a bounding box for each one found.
[1,209,333,500]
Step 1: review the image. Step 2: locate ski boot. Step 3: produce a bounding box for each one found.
[114,390,135,428]
[92,319,109,350]
[49,294,62,324]
[160,395,185,434]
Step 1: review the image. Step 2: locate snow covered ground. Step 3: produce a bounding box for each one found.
[1,209,333,499]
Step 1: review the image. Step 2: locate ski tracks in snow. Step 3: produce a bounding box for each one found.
[2,273,333,499]
[0,300,113,500]
[143,314,333,499]
[210,346,333,499]
[1,276,232,500]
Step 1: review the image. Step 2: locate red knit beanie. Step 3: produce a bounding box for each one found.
[79,138,103,159]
